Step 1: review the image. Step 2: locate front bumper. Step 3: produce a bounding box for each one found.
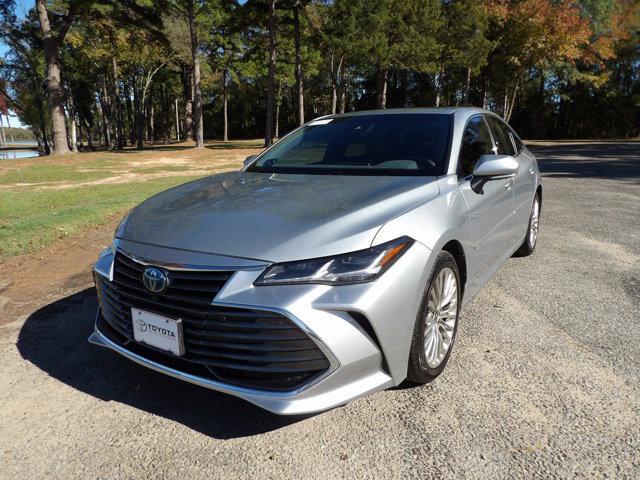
[89,239,433,415]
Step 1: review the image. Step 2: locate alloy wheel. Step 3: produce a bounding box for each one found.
[423,267,458,369]
[529,197,540,248]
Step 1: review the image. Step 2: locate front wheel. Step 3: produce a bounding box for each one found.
[406,251,461,383]
[514,193,540,257]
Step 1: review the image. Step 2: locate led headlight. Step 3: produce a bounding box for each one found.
[254,236,414,286]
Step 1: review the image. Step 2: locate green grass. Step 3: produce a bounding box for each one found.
[0,141,263,261]
[0,162,114,184]
[0,176,201,260]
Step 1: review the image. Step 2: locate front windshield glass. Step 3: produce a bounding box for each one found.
[247,114,452,176]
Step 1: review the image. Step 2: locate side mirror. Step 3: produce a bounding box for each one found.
[243,155,257,168]
[471,155,518,194]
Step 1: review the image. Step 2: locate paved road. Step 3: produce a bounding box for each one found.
[1,141,639,479]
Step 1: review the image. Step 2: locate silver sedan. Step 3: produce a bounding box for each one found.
[90,107,541,414]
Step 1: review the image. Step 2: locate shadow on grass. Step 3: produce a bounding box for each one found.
[17,288,308,439]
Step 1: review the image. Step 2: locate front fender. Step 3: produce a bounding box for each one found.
[373,176,474,299]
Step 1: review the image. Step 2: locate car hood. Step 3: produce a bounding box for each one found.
[117,171,440,262]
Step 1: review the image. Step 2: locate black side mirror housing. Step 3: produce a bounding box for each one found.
[243,155,257,168]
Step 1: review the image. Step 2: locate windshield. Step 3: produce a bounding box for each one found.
[247,114,452,176]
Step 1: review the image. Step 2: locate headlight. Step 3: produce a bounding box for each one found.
[254,236,413,286]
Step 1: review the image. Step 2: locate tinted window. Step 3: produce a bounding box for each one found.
[486,116,516,156]
[248,114,451,176]
[458,116,494,177]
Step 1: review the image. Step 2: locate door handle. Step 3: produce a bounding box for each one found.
[528,166,535,175]
[504,178,513,190]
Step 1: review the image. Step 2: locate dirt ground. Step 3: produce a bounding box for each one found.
[0,222,115,324]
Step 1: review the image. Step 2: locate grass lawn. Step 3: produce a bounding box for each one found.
[0,140,263,261]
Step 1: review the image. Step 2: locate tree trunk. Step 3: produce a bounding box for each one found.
[175,99,181,141]
[35,0,71,154]
[67,95,78,153]
[76,118,83,149]
[274,82,281,139]
[331,55,337,114]
[180,63,194,141]
[480,70,487,109]
[294,2,304,125]
[376,66,388,109]
[99,80,112,149]
[148,95,154,143]
[84,117,94,150]
[502,87,509,118]
[103,78,114,148]
[537,71,545,133]
[338,60,346,113]
[330,54,343,115]
[464,66,472,105]
[435,65,445,107]
[134,78,144,149]
[5,114,14,143]
[187,0,204,149]
[34,82,51,155]
[34,130,43,152]
[124,80,134,146]
[112,57,124,149]
[505,78,519,123]
[222,68,229,141]
[162,83,168,144]
[141,63,164,146]
[264,0,277,147]
[0,116,6,145]
[331,87,337,115]
[70,114,78,152]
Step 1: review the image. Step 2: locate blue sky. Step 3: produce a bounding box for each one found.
[1,1,29,127]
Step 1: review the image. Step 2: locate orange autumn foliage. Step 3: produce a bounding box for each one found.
[488,0,592,70]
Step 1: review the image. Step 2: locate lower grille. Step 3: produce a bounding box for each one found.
[93,252,331,391]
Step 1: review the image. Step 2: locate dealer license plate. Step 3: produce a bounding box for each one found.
[131,308,185,356]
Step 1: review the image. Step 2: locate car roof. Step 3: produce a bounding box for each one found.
[321,107,492,119]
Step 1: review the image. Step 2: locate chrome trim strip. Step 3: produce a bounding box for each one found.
[93,266,110,281]
[116,248,267,272]
[93,248,114,281]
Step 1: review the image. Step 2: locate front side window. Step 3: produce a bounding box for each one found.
[486,116,516,156]
[458,116,494,178]
[247,114,452,176]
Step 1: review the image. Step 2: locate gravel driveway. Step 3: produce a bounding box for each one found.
[1,141,638,479]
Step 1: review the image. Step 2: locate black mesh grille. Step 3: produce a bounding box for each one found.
[93,252,330,391]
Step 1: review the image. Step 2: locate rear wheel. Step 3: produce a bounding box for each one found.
[407,251,461,383]
[514,193,540,257]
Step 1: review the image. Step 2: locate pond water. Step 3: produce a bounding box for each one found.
[0,149,40,160]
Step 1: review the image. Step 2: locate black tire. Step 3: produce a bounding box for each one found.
[514,192,541,257]
[406,251,461,384]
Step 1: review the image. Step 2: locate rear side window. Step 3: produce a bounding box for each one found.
[458,116,494,177]
[486,116,516,156]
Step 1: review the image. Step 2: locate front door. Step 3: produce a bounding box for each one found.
[457,115,515,287]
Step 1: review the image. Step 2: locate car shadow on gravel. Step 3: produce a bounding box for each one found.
[17,288,308,439]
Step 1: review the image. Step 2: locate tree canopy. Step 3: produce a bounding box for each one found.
[0,0,638,154]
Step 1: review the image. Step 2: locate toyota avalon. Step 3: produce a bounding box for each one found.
[89,107,541,414]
